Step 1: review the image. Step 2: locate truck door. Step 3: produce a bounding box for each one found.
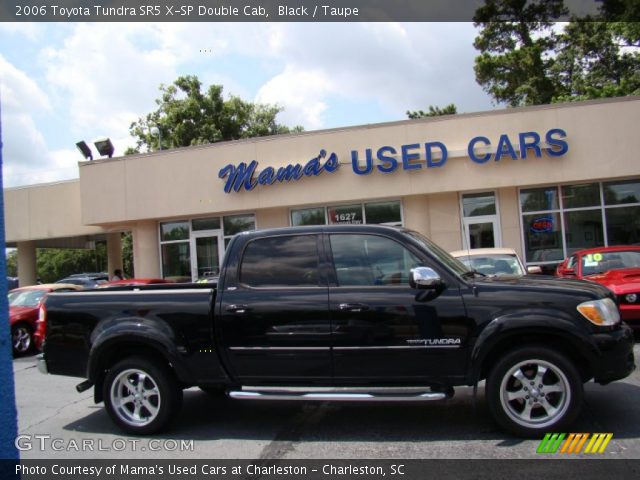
[217,233,331,383]
[326,233,470,384]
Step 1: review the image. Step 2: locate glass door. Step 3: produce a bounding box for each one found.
[463,217,500,249]
[190,231,224,281]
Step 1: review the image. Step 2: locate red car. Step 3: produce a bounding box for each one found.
[556,246,640,329]
[8,284,83,355]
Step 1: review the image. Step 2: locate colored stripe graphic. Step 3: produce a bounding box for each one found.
[537,433,566,453]
[537,433,613,454]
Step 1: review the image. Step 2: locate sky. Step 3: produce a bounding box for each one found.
[0,22,496,188]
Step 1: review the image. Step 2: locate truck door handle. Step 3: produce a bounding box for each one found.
[339,303,369,312]
[226,304,250,314]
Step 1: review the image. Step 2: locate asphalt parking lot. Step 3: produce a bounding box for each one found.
[12,343,640,460]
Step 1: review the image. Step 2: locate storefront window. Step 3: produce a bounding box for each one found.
[161,243,191,281]
[520,187,559,212]
[291,201,402,227]
[520,179,640,266]
[604,180,640,205]
[522,213,564,262]
[291,207,326,226]
[328,204,363,224]
[160,221,189,241]
[564,210,604,255]
[606,205,640,245]
[561,183,600,209]
[462,192,496,217]
[364,201,402,225]
[192,217,221,231]
[223,214,256,236]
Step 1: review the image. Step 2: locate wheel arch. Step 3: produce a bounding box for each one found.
[89,337,191,403]
[471,328,595,385]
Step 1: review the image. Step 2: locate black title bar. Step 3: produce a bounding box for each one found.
[1,0,622,23]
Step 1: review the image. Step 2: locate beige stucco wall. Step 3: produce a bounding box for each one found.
[77,97,640,228]
[4,180,104,243]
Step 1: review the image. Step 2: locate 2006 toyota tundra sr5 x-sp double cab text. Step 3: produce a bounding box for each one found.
[38,225,635,437]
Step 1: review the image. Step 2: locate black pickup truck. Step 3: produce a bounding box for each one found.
[38,225,635,437]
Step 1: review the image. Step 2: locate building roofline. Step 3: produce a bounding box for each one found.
[79,95,640,168]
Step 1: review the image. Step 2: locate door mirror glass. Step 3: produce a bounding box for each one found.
[410,267,442,289]
[526,265,543,274]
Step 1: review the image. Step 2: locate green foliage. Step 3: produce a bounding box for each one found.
[472,0,640,106]
[406,104,458,119]
[473,0,567,106]
[6,250,17,277]
[122,232,134,277]
[128,75,303,153]
[36,244,106,284]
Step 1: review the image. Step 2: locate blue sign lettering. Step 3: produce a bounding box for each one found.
[219,150,339,193]
[219,129,568,192]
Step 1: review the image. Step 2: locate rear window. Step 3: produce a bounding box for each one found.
[9,289,46,307]
[239,235,320,288]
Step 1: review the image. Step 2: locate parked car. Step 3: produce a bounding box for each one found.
[39,225,635,437]
[98,278,173,288]
[8,284,83,355]
[450,248,542,277]
[56,272,109,288]
[556,246,640,329]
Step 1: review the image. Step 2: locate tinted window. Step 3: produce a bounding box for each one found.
[330,234,421,286]
[240,235,320,287]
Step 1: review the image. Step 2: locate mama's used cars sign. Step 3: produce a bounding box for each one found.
[218,128,568,193]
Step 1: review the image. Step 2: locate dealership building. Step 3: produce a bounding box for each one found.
[4,96,640,285]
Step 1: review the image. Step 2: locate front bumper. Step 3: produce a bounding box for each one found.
[591,322,636,384]
[36,354,48,375]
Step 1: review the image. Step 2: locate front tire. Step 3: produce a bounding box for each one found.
[486,346,583,437]
[12,323,33,356]
[103,356,182,435]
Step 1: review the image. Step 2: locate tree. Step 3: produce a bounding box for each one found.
[128,75,302,153]
[473,0,567,107]
[406,104,458,119]
[552,21,640,102]
[472,0,639,106]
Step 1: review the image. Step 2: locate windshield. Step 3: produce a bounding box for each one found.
[404,230,469,277]
[456,254,525,276]
[581,249,640,276]
[9,289,47,308]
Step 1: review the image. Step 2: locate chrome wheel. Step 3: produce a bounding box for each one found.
[110,368,161,427]
[499,359,570,429]
[12,325,32,354]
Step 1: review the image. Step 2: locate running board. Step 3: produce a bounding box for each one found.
[228,386,452,402]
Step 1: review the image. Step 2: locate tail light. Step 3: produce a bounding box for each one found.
[34,304,47,351]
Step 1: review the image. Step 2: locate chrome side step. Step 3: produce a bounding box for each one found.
[228,386,452,402]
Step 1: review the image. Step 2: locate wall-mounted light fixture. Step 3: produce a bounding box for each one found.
[94,138,115,158]
[75,141,93,160]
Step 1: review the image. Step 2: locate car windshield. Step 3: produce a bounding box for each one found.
[404,230,469,277]
[581,250,640,276]
[9,289,47,307]
[456,254,525,276]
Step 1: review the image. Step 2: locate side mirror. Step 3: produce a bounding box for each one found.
[558,267,576,277]
[410,267,442,289]
[527,266,542,274]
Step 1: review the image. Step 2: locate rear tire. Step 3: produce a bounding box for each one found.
[486,346,583,437]
[103,356,182,435]
[12,323,33,356]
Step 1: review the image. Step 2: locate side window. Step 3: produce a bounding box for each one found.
[329,234,421,286]
[240,235,320,287]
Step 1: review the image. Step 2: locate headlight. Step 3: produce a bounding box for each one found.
[577,298,620,326]
[625,293,638,304]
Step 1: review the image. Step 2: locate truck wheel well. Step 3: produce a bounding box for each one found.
[478,334,592,384]
[93,343,176,403]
